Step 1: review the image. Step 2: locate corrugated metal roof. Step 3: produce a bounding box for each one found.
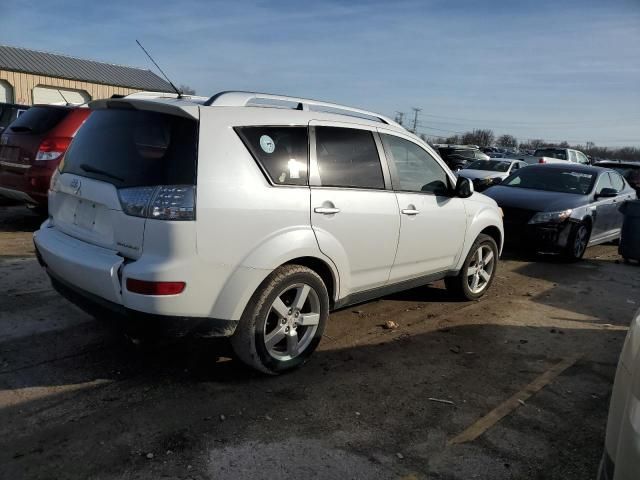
[0,45,174,92]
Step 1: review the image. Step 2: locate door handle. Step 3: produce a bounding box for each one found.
[401,208,420,215]
[314,207,340,215]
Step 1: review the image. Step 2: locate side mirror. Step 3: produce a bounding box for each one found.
[455,176,474,198]
[492,177,503,185]
[596,187,617,199]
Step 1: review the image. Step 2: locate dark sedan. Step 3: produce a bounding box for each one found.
[484,164,637,260]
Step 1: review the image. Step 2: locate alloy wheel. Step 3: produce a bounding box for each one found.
[574,225,588,258]
[263,283,321,361]
[467,245,495,294]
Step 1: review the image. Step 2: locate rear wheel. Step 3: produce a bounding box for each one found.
[231,265,329,375]
[445,234,498,300]
[564,222,590,261]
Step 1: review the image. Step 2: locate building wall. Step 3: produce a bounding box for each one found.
[0,69,140,105]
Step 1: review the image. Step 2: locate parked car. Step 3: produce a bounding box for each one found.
[33,91,504,374]
[458,159,528,192]
[594,160,640,196]
[598,308,640,480]
[436,145,490,171]
[0,102,29,134]
[519,147,590,165]
[484,163,636,260]
[0,104,90,210]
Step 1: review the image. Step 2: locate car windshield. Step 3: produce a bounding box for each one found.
[534,148,567,160]
[502,167,595,194]
[466,160,511,172]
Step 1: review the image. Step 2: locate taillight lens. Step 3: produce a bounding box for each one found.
[35,137,71,161]
[538,158,545,164]
[118,185,195,220]
[126,278,186,295]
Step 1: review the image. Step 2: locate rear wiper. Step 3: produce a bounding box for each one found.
[79,163,124,182]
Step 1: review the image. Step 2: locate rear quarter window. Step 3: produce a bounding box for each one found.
[235,126,308,186]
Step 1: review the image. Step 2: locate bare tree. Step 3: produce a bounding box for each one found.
[179,84,196,95]
[530,139,545,149]
[496,134,518,149]
[462,129,495,147]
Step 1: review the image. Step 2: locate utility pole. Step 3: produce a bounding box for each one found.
[394,111,405,126]
[411,107,421,133]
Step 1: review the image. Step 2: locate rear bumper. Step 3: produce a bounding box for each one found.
[33,224,238,337]
[47,270,236,337]
[0,163,55,206]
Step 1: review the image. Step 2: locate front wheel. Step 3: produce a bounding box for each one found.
[231,265,329,375]
[445,234,498,300]
[564,222,590,261]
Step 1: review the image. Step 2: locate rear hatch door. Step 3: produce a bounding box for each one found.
[50,105,199,258]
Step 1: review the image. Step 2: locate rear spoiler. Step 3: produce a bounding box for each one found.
[89,97,199,120]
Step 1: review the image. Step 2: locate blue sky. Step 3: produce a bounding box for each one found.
[2,0,639,146]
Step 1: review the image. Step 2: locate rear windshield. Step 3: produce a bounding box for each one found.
[534,148,567,160]
[62,109,198,188]
[8,106,69,134]
[466,160,511,172]
[502,167,595,195]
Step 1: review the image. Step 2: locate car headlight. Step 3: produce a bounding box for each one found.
[528,209,573,224]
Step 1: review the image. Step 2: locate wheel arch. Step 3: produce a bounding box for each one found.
[283,256,338,308]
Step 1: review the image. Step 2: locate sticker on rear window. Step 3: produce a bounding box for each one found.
[260,135,275,154]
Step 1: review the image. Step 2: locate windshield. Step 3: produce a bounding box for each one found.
[502,167,595,194]
[61,108,198,188]
[466,160,511,172]
[534,148,567,160]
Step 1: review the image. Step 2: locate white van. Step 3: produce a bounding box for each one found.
[33,91,504,374]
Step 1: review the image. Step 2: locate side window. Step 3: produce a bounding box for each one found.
[596,172,614,194]
[577,152,589,164]
[381,134,449,195]
[569,151,577,162]
[610,172,625,192]
[315,126,384,189]
[235,126,308,186]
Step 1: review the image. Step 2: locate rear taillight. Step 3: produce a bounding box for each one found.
[35,137,71,161]
[118,185,195,221]
[126,278,186,295]
[538,158,546,164]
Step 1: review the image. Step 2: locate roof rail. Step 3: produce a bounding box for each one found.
[203,91,403,128]
[123,91,209,103]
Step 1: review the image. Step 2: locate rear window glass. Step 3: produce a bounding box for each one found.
[235,126,308,185]
[61,109,198,188]
[8,106,69,134]
[534,148,567,160]
[466,160,511,172]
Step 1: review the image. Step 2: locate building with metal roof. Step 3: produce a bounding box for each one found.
[0,45,173,106]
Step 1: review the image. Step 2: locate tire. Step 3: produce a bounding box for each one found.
[564,222,590,261]
[445,234,499,301]
[230,265,329,375]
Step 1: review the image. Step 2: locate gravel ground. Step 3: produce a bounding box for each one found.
[0,205,638,480]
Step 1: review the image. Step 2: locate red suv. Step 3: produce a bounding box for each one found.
[0,105,90,211]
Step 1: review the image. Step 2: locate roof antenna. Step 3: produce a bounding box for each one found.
[135,39,182,98]
[56,89,70,105]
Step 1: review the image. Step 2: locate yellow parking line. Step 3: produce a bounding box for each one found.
[448,354,582,445]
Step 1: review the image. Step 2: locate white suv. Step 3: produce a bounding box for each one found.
[33,91,504,374]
